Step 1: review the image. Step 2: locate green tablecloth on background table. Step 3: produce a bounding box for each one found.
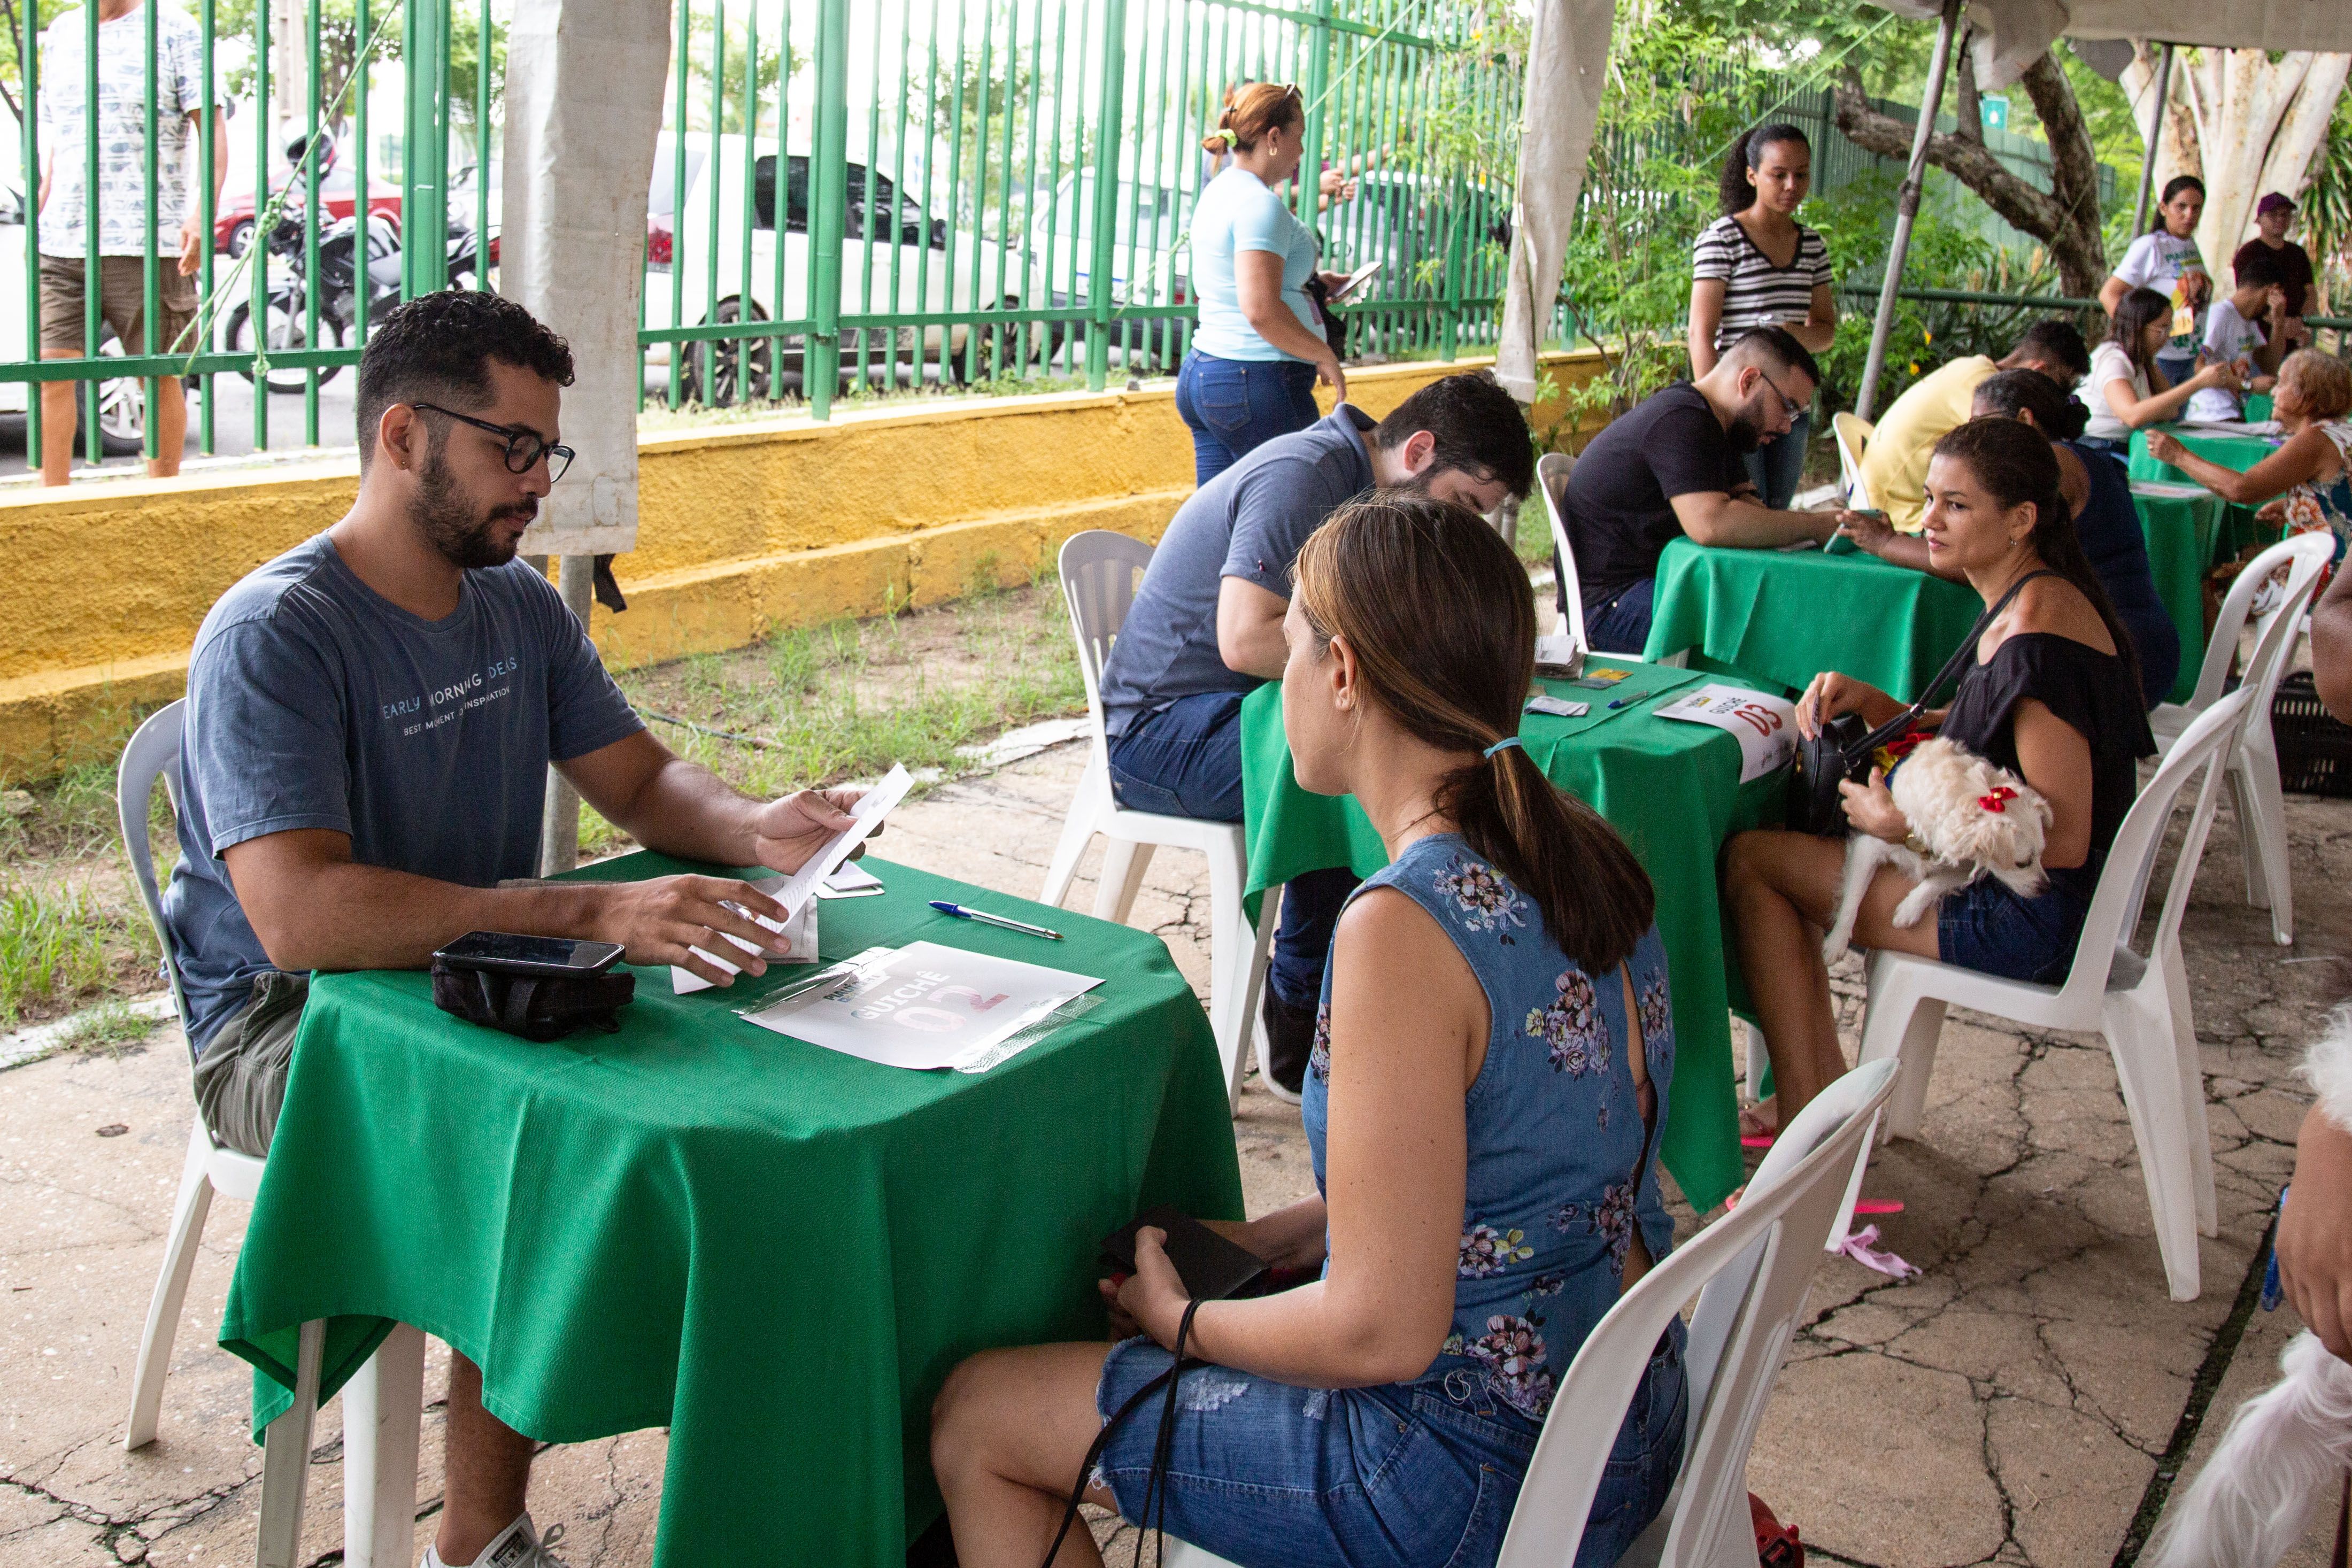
[218,854,1242,1567]
[1644,539,1981,701]
[2127,481,2229,702]
[2127,423,2280,490]
[1239,663,1782,1212]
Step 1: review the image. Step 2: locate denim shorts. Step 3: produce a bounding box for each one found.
[1093,1321,1687,1568]
[1937,876,2089,985]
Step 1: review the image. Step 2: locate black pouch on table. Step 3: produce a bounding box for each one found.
[430,958,636,1042]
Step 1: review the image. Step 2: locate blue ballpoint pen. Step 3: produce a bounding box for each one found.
[929,900,1065,940]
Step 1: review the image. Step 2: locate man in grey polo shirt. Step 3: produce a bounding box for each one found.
[1098,371,1532,1094]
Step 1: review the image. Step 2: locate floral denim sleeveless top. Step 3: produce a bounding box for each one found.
[1301,832,1676,1427]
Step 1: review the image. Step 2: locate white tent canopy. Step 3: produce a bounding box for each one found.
[1498,0,2352,409]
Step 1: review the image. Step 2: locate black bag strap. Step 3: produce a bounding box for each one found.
[1847,568,2061,763]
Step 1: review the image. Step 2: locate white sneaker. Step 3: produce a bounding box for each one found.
[420,1514,570,1568]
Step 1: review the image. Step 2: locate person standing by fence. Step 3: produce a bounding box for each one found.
[35,0,226,486]
[1177,82,1353,487]
[1687,123,1838,509]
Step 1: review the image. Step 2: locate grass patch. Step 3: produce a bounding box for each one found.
[56,999,158,1055]
[0,882,155,1028]
[583,583,1086,860]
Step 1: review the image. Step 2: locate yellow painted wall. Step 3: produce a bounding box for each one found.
[0,350,1606,778]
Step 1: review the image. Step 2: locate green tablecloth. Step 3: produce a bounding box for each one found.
[2127,424,2280,489]
[1239,664,1782,1212]
[2127,481,2230,703]
[1644,539,1983,701]
[218,854,1241,1567]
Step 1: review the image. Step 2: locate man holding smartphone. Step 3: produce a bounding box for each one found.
[160,290,861,1568]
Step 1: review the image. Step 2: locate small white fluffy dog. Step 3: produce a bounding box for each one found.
[2148,1010,2352,1568]
[1820,737,2051,964]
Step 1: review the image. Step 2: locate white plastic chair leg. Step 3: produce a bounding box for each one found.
[2100,989,2202,1301]
[1204,847,1254,1106]
[2157,945,2218,1240]
[1230,885,1282,1108]
[1827,1108,1883,1252]
[1039,789,1101,910]
[1743,1021,1768,1104]
[2231,738,2293,946]
[342,1324,426,1568]
[1093,840,1155,923]
[1855,961,1945,1142]
[257,1318,327,1568]
[126,1123,218,1450]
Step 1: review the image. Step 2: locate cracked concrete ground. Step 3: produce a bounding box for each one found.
[3,739,2347,1567]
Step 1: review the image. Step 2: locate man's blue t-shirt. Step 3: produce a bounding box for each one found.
[1097,404,1375,735]
[161,535,645,1056]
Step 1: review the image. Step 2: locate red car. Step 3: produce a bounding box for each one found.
[214,161,402,257]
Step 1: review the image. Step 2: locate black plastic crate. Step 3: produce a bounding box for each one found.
[2275,671,2352,797]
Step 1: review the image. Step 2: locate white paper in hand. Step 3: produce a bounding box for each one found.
[1655,684,1798,783]
[670,890,817,994]
[670,764,912,994]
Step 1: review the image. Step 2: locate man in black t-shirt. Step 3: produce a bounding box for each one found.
[2232,192,2317,340]
[1562,326,1852,651]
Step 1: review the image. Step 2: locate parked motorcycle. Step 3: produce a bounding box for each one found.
[224,204,484,395]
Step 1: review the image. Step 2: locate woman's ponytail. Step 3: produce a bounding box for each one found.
[1293,490,1654,975]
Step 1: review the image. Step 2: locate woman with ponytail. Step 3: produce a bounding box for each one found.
[1726,418,2155,1134]
[1690,123,1838,507]
[1176,81,1355,485]
[932,495,1687,1568]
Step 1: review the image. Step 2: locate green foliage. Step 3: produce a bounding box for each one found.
[2303,92,2352,321]
[928,17,1088,238]
[686,6,792,137]
[1548,16,1760,426]
[58,998,156,1054]
[1809,168,2075,413]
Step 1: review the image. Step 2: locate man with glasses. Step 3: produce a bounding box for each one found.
[1562,326,1852,653]
[161,291,866,1568]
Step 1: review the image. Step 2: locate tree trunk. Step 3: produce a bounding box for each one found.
[1832,52,2107,298]
[2124,48,2352,285]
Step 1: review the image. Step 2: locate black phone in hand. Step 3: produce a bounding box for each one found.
[1100,1206,1268,1302]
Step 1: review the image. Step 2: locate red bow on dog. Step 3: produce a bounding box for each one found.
[1977,785,2017,814]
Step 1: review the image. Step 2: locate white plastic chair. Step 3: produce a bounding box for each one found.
[1537,451,1587,648]
[1832,411,1874,509]
[114,699,426,1568]
[1162,1060,1900,1568]
[1038,531,1279,1110]
[2146,531,2332,948]
[1849,687,2257,1302]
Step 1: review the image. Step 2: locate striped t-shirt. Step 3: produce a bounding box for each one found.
[1691,214,1833,353]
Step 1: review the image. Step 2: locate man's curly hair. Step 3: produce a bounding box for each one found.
[354,290,574,464]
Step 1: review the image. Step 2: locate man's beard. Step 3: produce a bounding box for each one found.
[411,450,535,569]
[1725,406,1770,454]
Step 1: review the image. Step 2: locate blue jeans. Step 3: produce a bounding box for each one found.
[2156,349,2198,390]
[1742,407,1810,509]
[1583,578,1656,657]
[1095,1320,1687,1568]
[1107,690,1355,1010]
[1176,351,1321,487]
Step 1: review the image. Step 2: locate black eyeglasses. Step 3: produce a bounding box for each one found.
[411,401,575,483]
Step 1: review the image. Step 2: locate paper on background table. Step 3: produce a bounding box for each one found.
[738,940,1104,1070]
[2129,480,2210,499]
[1655,683,1798,783]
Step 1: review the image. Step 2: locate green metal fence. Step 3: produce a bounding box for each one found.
[0,0,1521,467]
[643,0,1524,419]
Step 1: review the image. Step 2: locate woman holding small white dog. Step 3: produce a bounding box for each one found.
[1724,419,2156,1133]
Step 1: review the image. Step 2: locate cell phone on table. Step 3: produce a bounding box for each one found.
[431,931,627,979]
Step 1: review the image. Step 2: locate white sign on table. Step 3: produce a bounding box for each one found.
[738,941,1103,1070]
[1655,684,1798,783]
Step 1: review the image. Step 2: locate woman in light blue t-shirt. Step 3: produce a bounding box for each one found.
[1179,82,1353,484]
